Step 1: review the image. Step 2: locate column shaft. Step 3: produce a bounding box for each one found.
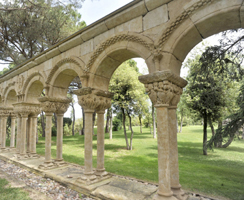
[30,116,38,154]
[96,111,105,172]
[20,116,28,155]
[45,113,52,163]
[0,118,2,147]
[10,117,16,148]
[156,106,173,197]
[16,116,22,153]
[1,117,7,149]
[169,108,181,190]
[26,118,31,153]
[56,114,64,161]
[84,111,94,175]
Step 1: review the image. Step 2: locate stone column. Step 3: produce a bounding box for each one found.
[39,112,54,169]
[74,88,113,182]
[29,114,39,158]
[139,71,187,200]
[1,115,8,151]
[16,115,22,154]
[10,116,16,148]
[0,117,2,148]
[26,118,31,153]
[95,95,112,177]
[54,101,70,166]
[19,114,28,158]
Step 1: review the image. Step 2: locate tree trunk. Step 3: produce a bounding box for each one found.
[179,115,183,133]
[105,108,110,133]
[217,120,223,147]
[41,111,45,137]
[71,101,75,136]
[81,107,85,135]
[152,103,156,139]
[139,116,142,133]
[121,108,129,150]
[222,136,234,148]
[127,112,134,150]
[208,118,217,147]
[109,114,113,139]
[203,115,208,155]
[53,113,57,128]
[92,111,96,135]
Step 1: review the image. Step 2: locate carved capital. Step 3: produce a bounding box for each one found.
[13,102,41,116]
[139,70,186,107]
[38,97,71,114]
[74,88,113,111]
[0,106,14,117]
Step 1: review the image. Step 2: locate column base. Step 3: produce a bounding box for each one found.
[76,172,97,185]
[153,193,178,200]
[38,161,57,170]
[0,148,10,153]
[95,168,109,177]
[171,187,187,200]
[54,159,67,167]
[17,153,30,160]
[28,153,40,159]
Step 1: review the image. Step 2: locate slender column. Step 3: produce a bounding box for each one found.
[29,115,39,157]
[0,117,2,148]
[169,107,182,195]
[16,116,22,153]
[44,112,53,163]
[156,106,174,198]
[1,116,7,150]
[20,114,28,156]
[81,109,96,181]
[95,110,107,176]
[56,113,64,161]
[10,116,16,148]
[26,118,31,153]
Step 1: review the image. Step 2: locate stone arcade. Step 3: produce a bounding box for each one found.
[0,0,243,199]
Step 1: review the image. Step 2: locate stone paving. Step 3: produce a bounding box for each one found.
[0,150,221,200]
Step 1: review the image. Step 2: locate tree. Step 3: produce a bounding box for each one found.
[109,60,147,150]
[0,0,86,67]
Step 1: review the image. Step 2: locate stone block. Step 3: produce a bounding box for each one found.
[59,34,83,53]
[34,54,47,65]
[80,40,94,56]
[145,0,171,11]
[143,5,168,31]
[45,47,61,60]
[114,16,143,33]
[105,1,147,30]
[94,28,115,48]
[81,22,108,42]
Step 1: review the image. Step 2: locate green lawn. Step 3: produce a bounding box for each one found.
[12,125,244,200]
[0,178,30,200]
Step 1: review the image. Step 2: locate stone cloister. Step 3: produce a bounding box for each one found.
[0,0,243,199]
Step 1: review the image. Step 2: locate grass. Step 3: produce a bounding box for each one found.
[6,125,244,200]
[0,178,30,200]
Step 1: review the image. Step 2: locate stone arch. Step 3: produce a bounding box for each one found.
[4,86,17,106]
[156,0,243,75]
[23,72,46,103]
[88,32,155,90]
[46,56,86,85]
[47,56,86,98]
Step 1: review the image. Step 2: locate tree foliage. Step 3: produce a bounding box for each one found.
[0,0,86,67]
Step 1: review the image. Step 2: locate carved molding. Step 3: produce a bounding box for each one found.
[74,87,113,111]
[158,0,214,48]
[3,81,16,97]
[86,33,154,72]
[46,57,87,85]
[22,72,45,95]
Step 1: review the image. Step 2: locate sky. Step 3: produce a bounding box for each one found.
[0,0,222,119]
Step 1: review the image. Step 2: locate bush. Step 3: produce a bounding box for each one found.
[112,118,121,131]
